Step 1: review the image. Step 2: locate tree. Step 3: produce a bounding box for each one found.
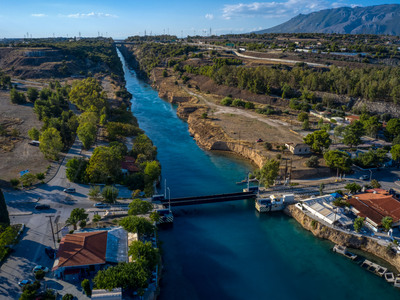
[93,261,149,291]
[391,144,400,163]
[65,157,88,183]
[88,186,102,202]
[382,216,393,231]
[10,88,26,104]
[69,78,107,112]
[324,150,352,172]
[354,149,387,168]
[370,179,381,189]
[20,173,36,187]
[119,216,155,236]
[128,240,160,271]
[130,134,157,161]
[304,130,332,153]
[86,146,123,183]
[302,119,310,130]
[333,125,345,142]
[343,120,365,147]
[149,211,160,223]
[77,122,97,150]
[39,128,64,160]
[144,161,161,182]
[345,183,361,194]
[0,189,10,226]
[81,279,92,297]
[27,88,39,102]
[28,128,40,141]
[319,183,325,195]
[101,186,119,203]
[363,116,381,138]
[256,158,280,188]
[305,156,319,168]
[92,214,102,226]
[353,217,364,232]
[67,208,88,230]
[62,294,74,300]
[386,118,400,140]
[128,199,153,216]
[297,112,309,122]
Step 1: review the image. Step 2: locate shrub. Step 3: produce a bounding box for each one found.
[62,294,74,300]
[34,270,45,280]
[220,97,232,106]
[245,102,255,109]
[36,173,45,180]
[81,279,92,297]
[201,112,208,119]
[232,99,246,108]
[305,156,319,168]
[264,142,272,151]
[10,178,19,187]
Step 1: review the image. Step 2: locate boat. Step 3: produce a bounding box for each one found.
[332,245,357,260]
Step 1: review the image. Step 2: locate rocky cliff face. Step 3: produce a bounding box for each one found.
[286,205,400,271]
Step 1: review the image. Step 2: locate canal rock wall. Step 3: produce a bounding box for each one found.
[286,204,400,272]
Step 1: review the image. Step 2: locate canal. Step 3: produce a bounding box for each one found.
[117,49,400,300]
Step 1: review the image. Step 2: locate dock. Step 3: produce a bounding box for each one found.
[361,260,387,277]
[158,192,256,207]
[332,245,357,260]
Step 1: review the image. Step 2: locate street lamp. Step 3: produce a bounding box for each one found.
[369,169,373,181]
[167,187,171,212]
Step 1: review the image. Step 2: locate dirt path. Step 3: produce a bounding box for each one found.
[182,86,289,127]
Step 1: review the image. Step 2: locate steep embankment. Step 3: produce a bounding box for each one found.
[286,205,400,271]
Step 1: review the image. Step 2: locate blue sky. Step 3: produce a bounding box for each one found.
[0,0,399,38]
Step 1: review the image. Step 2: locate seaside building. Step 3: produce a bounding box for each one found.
[297,194,353,226]
[285,143,311,155]
[347,189,400,232]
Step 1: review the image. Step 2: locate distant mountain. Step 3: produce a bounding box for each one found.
[255,4,400,35]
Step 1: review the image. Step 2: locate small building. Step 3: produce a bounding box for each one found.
[347,189,400,232]
[53,227,128,280]
[345,115,360,124]
[285,143,311,155]
[121,156,140,174]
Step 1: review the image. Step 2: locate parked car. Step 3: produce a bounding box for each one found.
[35,204,50,210]
[32,265,49,273]
[44,247,56,259]
[359,175,369,181]
[63,188,76,193]
[94,203,109,208]
[18,279,32,287]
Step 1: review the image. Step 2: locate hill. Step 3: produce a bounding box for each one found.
[255,4,400,35]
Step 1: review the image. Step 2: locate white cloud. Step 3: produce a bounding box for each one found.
[67,12,118,18]
[205,13,214,20]
[222,0,340,20]
[31,13,47,17]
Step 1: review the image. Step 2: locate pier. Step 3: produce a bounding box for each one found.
[157,191,256,207]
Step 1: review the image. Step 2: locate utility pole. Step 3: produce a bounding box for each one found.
[46,216,56,248]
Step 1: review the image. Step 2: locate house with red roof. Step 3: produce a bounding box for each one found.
[347,189,400,232]
[52,227,128,281]
[121,156,140,174]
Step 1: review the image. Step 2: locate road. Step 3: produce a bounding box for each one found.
[0,135,132,299]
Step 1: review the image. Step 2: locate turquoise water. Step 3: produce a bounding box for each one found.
[118,49,400,300]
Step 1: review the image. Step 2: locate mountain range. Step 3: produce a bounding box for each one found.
[255,4,400,35]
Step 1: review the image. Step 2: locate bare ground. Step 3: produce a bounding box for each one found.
[0,90,49,183]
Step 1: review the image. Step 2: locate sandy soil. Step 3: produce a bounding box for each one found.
[0,90,49,184]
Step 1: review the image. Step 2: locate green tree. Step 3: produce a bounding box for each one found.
[128,240,160,271]
[62,294,74,300]
[149,211,160,223]
[67,208,88,230]
[304,130,332,153]
[119,216,155,236]
[86,146,123,183]
[324,150,352,172]
[88,186,102,202]
[144,161,161,182]
[0,189,10,226]
[128,199,153,216]
[382,216,393,231]
[77,122,97,149]
[256,158,280,188]
[345,183,362,194]
[343,121,365,147]
[101,186,119,203]
[353,217,364,232]
[28,128,40,141]
[363,116,381,138]
[65,157,88,183]
[391,144,400,163]
[93,261,149,291]
[130,134,157,161]
[370,179,381,189]
[10,88,26,104]
[386,118,400,140]
[20,173,36,187]
[297,112,309,122]
[81,279,91,297]
[27,87,39,102]
[305,156,319,168]
[69,78,107,112]
[302,119,310,130]
[39,128,64,160]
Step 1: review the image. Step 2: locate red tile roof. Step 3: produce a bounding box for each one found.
[121,156,140,173]
[348,190,400,226]
[54,231,108,269]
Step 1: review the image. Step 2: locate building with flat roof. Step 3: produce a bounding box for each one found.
[347,189,400,231]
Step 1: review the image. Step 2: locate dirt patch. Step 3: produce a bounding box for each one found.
[0,90,49,184]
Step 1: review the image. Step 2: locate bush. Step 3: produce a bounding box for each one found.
[10,178,19,187]
[36,173,45,180]
[305,156,319,168]
[232,99,246,108]
[245,102,255,109]
[264,142,272,151]
[34,270,45,280]
[220,97,232,106]
[62,294,74,300]
[81,279,92,297]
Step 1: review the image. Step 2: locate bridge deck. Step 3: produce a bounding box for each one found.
[160,192,256,207]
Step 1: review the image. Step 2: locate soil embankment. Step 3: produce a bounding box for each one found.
[286,204,400,271]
